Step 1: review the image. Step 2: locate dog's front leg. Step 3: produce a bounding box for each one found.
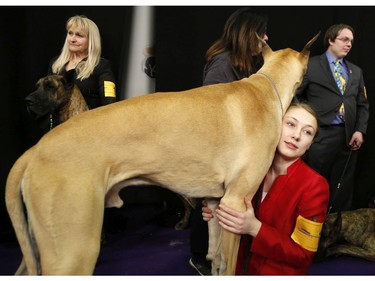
[206,198,221,275]
[205,196,243,275]
[218,196,243,275]
[327,244,375,261]
[217,173,263,275]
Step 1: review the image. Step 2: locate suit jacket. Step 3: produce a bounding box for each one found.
[296,53,369,143]
[235,158,329,275]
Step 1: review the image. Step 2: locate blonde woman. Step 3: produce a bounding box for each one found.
[49,15,116,109]
[47,16,118,240]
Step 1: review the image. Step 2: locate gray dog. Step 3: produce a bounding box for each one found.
[315,208,375,262]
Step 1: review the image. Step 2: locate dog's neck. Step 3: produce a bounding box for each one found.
[59,85,89,122]
[257,71,283,117]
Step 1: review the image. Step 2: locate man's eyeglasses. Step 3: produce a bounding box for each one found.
[336,37,354,44]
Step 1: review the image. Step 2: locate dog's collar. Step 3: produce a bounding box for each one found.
[257,72,283,116]
[49,114,54,131]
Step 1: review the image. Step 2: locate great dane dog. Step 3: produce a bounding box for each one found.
[315,208,375,262]
[6,33,318,275]
[26,72,193,231]
[25,71,89,130]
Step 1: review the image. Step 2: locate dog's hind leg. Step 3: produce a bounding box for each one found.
[24,173,105,275]
[5,147,40,275]
[35,201,104,275]
[174,195,195,230]
[15,259,27,275]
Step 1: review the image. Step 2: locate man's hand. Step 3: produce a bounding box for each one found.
[349,131,363,150]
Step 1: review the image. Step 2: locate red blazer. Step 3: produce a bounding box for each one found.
[235,158,329,275]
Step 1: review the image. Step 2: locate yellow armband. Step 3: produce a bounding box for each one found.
[104,81,116,98]
[291,215,323,252]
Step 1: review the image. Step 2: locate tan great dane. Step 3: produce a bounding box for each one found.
[6,33,319,275]
[26,74,195,231]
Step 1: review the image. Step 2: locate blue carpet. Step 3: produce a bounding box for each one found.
[1,204,375,275]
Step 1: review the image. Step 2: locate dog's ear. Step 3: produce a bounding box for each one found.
[63,70,75,91]
[300,31,320,58]
[334,211,343,234]
[64,69,75,85]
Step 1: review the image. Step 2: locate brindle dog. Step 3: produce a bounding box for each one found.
[315,208,375,262]
[25,71,89,130]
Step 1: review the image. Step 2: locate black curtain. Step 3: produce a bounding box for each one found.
[154,6,375,212]
[1,6,375,241]
[0,6,133,238]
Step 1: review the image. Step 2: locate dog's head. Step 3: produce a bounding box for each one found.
[25,71,75,121]
[256,32,320,103]
[313,211,342,262]
[258,31,320,64]
[368,196,375,208]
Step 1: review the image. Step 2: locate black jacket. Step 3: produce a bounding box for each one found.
[48,57,117,109]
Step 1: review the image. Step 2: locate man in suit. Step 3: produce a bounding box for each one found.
[296,23,369,213]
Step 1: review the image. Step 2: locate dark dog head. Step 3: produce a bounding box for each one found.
[369,196,375,208]
[313,212,342,262]
[25,71,75,121]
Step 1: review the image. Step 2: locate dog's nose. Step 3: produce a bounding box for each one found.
[25,95,34,106]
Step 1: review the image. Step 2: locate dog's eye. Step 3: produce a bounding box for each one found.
[44,80,56,90]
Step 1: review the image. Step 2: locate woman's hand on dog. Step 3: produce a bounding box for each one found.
[202,197,262,237]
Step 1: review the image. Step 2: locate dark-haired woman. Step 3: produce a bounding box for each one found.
[189,7,269,275]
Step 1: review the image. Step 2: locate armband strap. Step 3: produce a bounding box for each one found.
[291,215,323,252]
[104,81,116,98]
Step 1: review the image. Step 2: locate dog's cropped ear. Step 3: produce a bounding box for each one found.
[256,32,272,59]
[64,69,75,84]
[300,31,321,58]
[63,69,76,91]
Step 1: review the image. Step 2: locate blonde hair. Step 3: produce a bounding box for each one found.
[52,15,101,80]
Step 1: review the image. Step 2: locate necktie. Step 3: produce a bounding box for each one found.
[334,60,346,94]
[334,60,346,121]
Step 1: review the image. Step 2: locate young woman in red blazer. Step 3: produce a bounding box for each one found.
[202,101,330,275]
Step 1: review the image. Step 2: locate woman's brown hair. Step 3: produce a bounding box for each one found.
[205,8,268,76]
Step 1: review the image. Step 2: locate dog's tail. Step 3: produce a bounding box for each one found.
[5,146,39,275]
